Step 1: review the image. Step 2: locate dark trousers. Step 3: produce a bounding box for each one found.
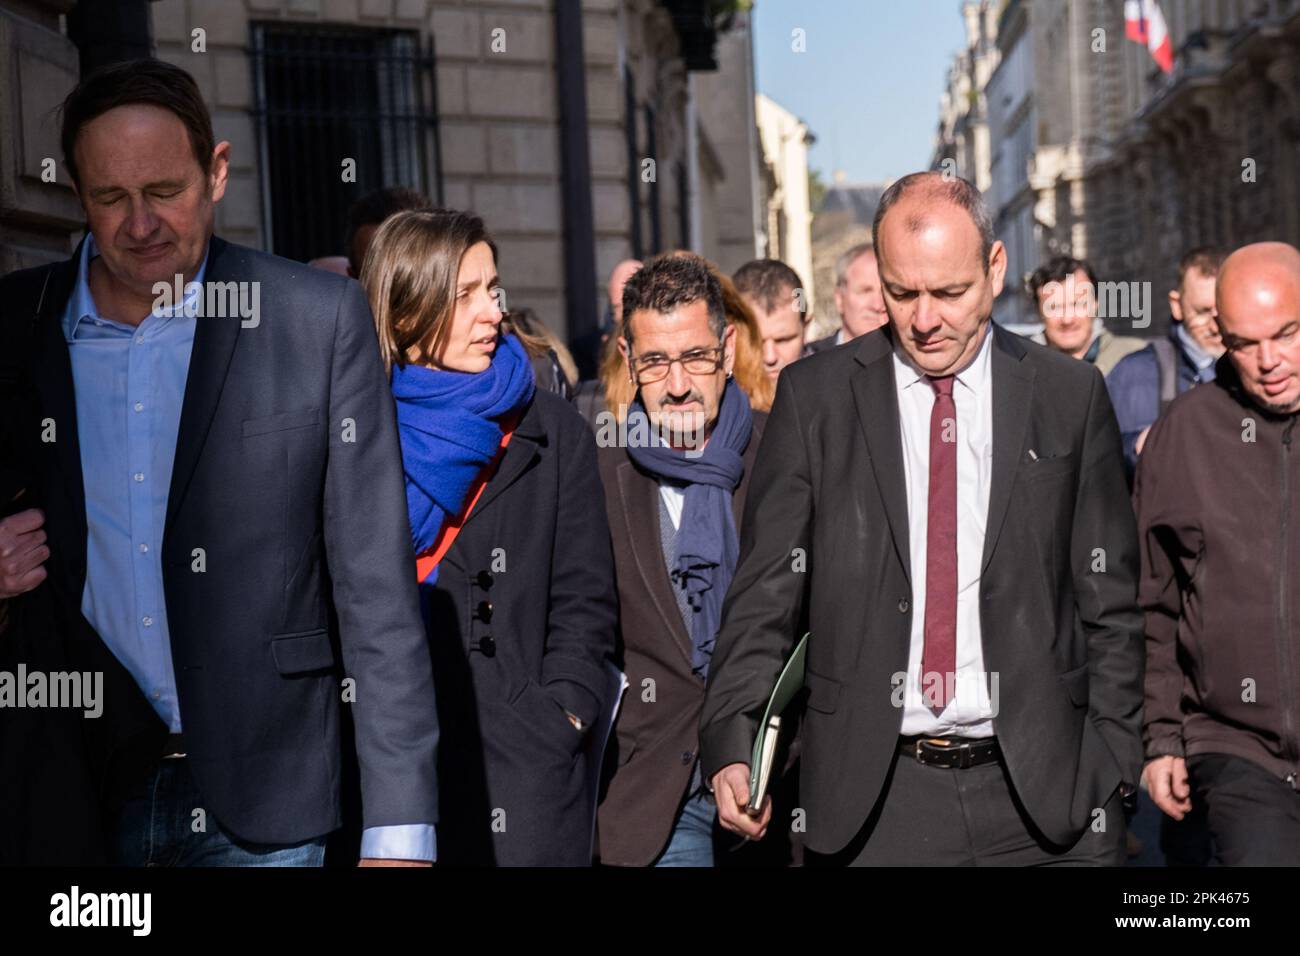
[1159,794,1213,866]
[809,748,1125,866]
[1189,753,1300,866]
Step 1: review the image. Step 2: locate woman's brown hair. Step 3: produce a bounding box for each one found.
[360,208,498,373]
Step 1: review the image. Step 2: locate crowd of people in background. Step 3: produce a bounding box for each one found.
[2,58,1298,869]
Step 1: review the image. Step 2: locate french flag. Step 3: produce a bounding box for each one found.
[1125,0,1174,73]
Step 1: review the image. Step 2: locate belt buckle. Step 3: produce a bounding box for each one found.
[916,737,952,767]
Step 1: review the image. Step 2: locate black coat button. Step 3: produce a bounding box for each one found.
[478,635,496,657]
[475,601,493,622]
[476,570,494,589]
[681,750,693,765]
[898,598,910,613]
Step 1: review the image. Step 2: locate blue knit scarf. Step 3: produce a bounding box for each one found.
[391,333,535,583]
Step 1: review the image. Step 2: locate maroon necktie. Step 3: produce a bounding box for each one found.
[922,375,957,713]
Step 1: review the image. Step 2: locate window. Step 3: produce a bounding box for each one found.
[624,65,644,261]
[622,67,668,260]
[250,22,439,262]
[644,104,661,255]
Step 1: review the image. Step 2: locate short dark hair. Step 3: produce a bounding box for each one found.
[621,253,726,349]
[732,258,806,316]
[1026,254,1098,305]
[60,59,213,188]
[345,187,432,273]
[873,171,995,273]
[1176,246,1226,289]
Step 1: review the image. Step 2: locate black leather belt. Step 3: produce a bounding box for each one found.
[162,733,187,759]
[898,735,1001,769]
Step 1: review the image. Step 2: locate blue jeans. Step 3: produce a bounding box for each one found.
[109,758,326,867]
[653,790,716,867]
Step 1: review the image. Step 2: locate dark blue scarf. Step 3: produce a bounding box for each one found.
[626,378,752,678]
[391,333,535,582]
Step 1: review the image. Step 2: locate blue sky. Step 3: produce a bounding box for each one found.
[753,0,970,184]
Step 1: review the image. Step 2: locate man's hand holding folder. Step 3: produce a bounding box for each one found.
[711,633,809,841]
[712,764,772,840]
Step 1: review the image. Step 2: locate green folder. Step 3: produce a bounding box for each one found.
[746,632,810,813]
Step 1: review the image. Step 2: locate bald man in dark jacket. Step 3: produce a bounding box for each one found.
[1137,241,1300,865]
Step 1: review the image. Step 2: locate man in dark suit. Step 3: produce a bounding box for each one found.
[701,172,1143,865]
[595,254,773,866]
[0,59,437,865]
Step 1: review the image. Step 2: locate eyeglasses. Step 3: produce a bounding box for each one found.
[628,346,725,384]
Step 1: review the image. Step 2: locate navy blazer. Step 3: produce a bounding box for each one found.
[12,234,439,846]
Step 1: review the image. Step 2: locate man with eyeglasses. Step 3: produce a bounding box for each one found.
[1137,241,1300,865]
[1106,247,1227,481]
[594,254,768,867]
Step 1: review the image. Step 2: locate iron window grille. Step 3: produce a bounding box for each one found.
[250,22,441,262]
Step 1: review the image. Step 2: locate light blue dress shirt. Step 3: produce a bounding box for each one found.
[64,235,435,862]
[66,234,200,734]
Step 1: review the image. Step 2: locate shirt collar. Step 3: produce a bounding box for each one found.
[1080,318,1108,364]
[63,233,211,341]
[891,321,994,394]
[63,235,99,341]
[1174,321,1217,372]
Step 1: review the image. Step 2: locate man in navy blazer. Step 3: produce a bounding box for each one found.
[0,59,437,865]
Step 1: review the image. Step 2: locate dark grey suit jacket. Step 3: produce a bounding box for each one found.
[700,324,1143,853]
[15,234,438,845]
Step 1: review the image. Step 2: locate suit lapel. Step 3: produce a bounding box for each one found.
[165,236,242,531]
[982,324,1035,574]
[850,330,911,584]
[30,241,88,569]
[731,415,763,528]
[616,459,694,667]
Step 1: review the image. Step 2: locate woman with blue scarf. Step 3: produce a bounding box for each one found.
[361,209,617,866]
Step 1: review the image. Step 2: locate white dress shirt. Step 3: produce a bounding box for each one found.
[893,326,997,737]
[659,482,685,529]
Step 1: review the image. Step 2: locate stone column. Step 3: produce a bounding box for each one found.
[0,0,83,273]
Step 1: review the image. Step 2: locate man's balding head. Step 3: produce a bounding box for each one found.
[873,172,995,274]
[1217,242,1300,414]
[871,171,1006,376]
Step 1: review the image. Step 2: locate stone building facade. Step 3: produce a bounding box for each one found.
[0,0,83,276]
[932,0,1000,193]
[0,0,768,346]
[807,176,885,338]
[754,92,814,311]
[975,0,1300,331]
